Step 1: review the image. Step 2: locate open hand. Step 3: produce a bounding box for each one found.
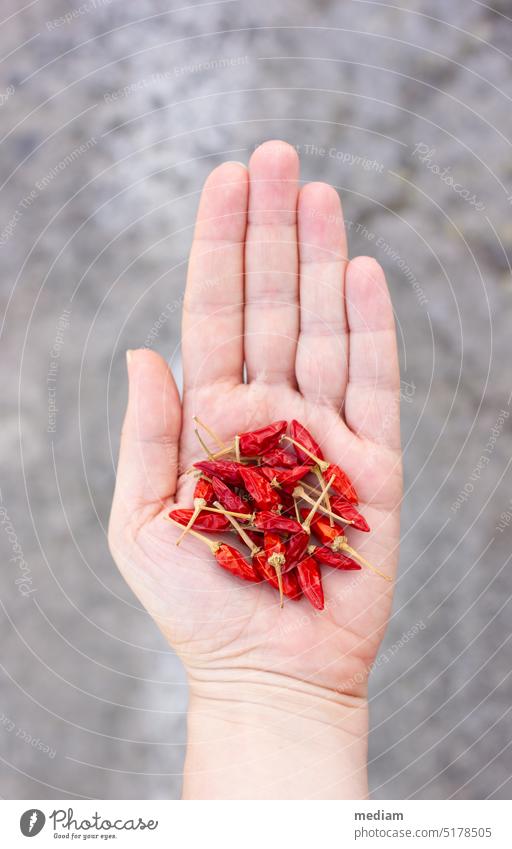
[108,140,402,797]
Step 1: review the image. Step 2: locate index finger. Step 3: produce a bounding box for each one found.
[182,161,248,391]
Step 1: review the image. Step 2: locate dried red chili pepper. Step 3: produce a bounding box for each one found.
[313,533,390,581]
[194,459,244,486]
[296,555,324,610]
[167,517,261,583]
[211,502,261,556]
[322,463,358,504]
[300,509,344,546]
[240,467,281,512]
[263,531,286,606]
[282,568,302,601]
[300,474,335,532]
[285,529,311,571]
[277,490,296,517]
[253,511,302,535]
[330,496,369,531]
[289,420,324,465]
[193,477,214,503]
[260,446,296,467]
[214,543,261,582]
[211,476,252,514]
[238,420,287,456]
[264,531,285,559]
[255,549,302,600]
[175,416,392,596]
[169,508,230,533]
[295,484,362,532]
[253,548,270,580]
[175,478,217,544]
[283,436,359,505]
[304,512,385,575]
[246,529,263,546]
[312,545,362,570]
[259,465,311,491]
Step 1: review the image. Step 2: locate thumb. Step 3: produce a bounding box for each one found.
[110,349,182,530]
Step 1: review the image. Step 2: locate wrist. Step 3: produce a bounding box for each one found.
[182,671,369,799]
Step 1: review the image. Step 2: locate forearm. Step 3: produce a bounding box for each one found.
[182,675,369,799]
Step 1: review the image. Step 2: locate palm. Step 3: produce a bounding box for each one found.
[110,141,402,697]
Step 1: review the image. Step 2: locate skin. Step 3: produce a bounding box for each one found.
[108,140,402,799]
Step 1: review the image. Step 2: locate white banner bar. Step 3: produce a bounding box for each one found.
[1,799,507,848]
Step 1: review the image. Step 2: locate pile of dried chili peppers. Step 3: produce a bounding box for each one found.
[167,418,391,610]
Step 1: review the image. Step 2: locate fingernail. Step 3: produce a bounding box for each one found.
[224,160,246,167]
[126,349,133,367]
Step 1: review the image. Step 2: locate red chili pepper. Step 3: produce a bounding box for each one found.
[285,529,311,571]
[289,420,324,465]
[254,511,302,535]
[323,463,358,504]
[169,508,230,533]
[240,467,281,511]
[254,549,302,600]
[253,551,278,590]
[330,496,369,531]
[260,446,296,467]
[284,427,358,504]
[193,477,214,503]
[264,531,285,558]
[312,545,361,570]
[300,509,344,545]
[296,555,324,610]
[263,532,287,604]
[253,548,270,580]
[282,568,302,601]
[215,543,261,582]
[238,420,287,456]
[264,533,300,598]
[211,476,252,514]
[277,490,296,517]
[246,529,263,546]
[259,465,311,491]
[194,459,244,486]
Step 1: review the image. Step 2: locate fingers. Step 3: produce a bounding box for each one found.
[344,257,401,449]
[182,162,248,391]
[244,140,300,385]
[295,182,349,409]
[110,350,182,534]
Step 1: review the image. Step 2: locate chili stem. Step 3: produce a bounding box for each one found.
[194,428,215,459]
[300,481,357,526]
[267,553,284,608]
[165,516,218,553]
[313,466,333,525]
[175,498,206,545]
[210,444,235,458]
[294,487,355,527]
[203,506,253,520]
[293,495,301,523]
[342,541,392,582]
[280,435,328,472]
[192,416,226,449]
[212,501,259,554]
[302,475,335,531]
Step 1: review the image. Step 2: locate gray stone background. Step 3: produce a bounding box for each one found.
[1,0,511,800]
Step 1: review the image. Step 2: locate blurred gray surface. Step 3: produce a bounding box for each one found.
[1,0,511,799]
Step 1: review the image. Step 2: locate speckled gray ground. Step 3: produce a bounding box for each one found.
[1,0,512,800]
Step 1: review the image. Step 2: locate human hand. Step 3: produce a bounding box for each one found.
[108,140,402,798]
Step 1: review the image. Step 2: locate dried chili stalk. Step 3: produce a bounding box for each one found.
[282,434,358,503]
